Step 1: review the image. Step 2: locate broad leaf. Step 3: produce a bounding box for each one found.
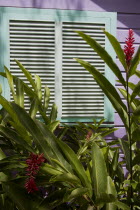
[15,59,36,90]
[56,139,92,196]
[11,102,56,162]
[76,31,126,87]
[104,30,127,70]
[119,139,130,171]
[113,201,130,210]
[91,142,108,199]
[0,125,34,153]
[75,58,129,129]
[35,120,72,172]
[2,182,43,210]
[64,187,88,202]
[50,173,81,186]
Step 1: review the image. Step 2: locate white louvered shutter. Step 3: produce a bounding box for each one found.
[61,22,105,121]
[9,20,55,113]
[4,8,116,123]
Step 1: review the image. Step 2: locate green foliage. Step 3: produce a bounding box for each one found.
[0,61,130,209]
[76,29,140,209]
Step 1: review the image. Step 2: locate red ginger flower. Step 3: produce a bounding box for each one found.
[124,29,135,67]
[25,177,38,193]
[25,153,45,193]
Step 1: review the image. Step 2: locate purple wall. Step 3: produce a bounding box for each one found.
[0,0,140,139]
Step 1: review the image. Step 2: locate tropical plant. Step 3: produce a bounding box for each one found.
[0,62,129,209]
[75,29,140,209]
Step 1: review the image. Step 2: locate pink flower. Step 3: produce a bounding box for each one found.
[124,29,135,67]
[86,130,92,141]
[25,153,45,193]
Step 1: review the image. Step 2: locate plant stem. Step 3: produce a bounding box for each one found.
[126,70,133,209]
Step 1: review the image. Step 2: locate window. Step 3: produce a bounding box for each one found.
[0,7,116,123]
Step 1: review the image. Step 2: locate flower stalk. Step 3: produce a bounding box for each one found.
[124,29,135,209]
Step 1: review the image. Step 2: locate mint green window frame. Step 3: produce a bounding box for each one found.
[0,7,116,123]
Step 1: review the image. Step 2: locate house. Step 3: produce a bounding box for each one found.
[0,0,139,141]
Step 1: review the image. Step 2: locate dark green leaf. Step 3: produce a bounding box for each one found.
[2,182,42,210]
[0,125,34,153]
[119,139,130,171]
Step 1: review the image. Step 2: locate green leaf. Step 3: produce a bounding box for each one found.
[38,189,67,209]
[104,30,127,70]
[101,128,118,138]
[14,77,24,108]
[0,71,37,99]
[11,102,56,162]
[91,142,108,199]
[131,81,140,102]
[29,98,38,119]
[129,46,140,77]
[50,103,58,123]
[34,74,42,100]
[105,203,117,210]
[106,176,117,198]
[119,139,130,171]
[15,59,36,90]
[35,120,72,172]
[46,121,60,132]
[50,173,81,186]
[75,58,128,129]
[0,149,8,182]
[113,201,130,210]
[111,149,119,173]
[0,148,6,160]
[135,70,140,78]
[118,88,136,111]
[76,31,126,87]
[0,95,19,123]
[64,187,88,202]
[43,86,50,112]
[41,163,63,176]
[4,66,17,103]
[2,182,42,210]
[0,125,34,153]
[133,104,140,116]
[56,139,92,196]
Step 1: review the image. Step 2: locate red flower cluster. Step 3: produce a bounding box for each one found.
[124,29,135,67]
[25,153,45,193]
[86,130,93,141]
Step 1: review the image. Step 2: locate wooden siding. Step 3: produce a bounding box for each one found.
[0,0,140,139]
